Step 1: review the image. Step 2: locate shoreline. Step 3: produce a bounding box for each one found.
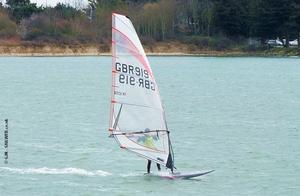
[0,43,299,57]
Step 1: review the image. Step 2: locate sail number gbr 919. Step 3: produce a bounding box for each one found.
[115,62,155,91]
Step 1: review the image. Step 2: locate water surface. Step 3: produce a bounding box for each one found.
[0,56,299,195]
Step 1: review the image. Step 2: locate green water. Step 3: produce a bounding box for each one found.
[0,56,299,196]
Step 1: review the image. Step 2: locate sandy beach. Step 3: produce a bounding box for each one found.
[0,42,299,57]
[0,42,252,57]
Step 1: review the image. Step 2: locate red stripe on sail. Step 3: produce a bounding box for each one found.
[112,27,154,79]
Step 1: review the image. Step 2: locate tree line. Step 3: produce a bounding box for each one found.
[0,0,299,49]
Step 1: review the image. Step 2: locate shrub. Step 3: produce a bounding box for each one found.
[0,9,17,38]
[181,35,235,50]
[19,11,94,43]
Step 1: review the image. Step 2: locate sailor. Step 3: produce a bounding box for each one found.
[144,128,161,173]
[147,160,161,174]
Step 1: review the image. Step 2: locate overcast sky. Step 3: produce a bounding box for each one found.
[2,0,89,7]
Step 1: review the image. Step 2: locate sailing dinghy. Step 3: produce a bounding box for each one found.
[109,13,213,179]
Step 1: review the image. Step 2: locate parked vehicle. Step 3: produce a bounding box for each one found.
[289,39,298,47]
[265,39,283,47]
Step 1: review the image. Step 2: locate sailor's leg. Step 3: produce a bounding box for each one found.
[147,160,151,173]
[157,163,161,171]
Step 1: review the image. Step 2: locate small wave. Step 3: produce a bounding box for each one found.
[0,167,111,176]
[119,172,144,177]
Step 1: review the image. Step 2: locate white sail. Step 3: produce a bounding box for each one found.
[109,13,173,169]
